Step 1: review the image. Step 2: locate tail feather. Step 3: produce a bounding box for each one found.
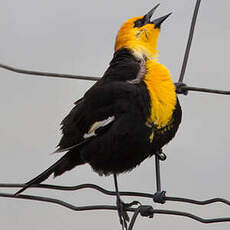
[15,150,84,196]
[53,150,84,177]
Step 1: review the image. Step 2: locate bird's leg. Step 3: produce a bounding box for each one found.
[113,174,140,230]
[113,173,129,229]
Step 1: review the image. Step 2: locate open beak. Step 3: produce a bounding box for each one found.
[143,3,160,24]
[135,4,171,28]
[152,13,172,28]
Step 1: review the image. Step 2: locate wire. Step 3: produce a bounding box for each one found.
[0,63,100,81]
[1,62,230,96]
[1,183,230,207]
[178,0,202,83]
[0,191,230,224]
[179,85,230,95]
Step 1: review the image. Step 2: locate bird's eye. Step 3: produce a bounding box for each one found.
[134,18,145,28]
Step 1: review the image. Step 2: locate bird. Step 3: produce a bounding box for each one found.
[15,4,182,228]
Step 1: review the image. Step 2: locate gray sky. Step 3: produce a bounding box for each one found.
[0,0,230,229]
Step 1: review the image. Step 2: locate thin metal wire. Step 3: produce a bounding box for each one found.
[128,207,143,230]
[0,192,120,211]
[1,183,230,207]
[178,0,202,83]
[0,63,100,81]
[0,192,230,224]
[180,85,230,95]
[165,196,230,206]
[1,62,230,96]
[155,155,161,192]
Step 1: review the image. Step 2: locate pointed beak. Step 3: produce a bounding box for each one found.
[152,13,172,29]
[143,3,160,24]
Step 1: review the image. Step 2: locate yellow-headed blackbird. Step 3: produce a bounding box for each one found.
[16,5,182,214]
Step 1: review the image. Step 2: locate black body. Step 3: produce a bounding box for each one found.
[15,48,182,195]
[56,48,182,176]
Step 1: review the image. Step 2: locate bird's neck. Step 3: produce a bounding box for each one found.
[143,59,177,128]
[127,42,158,60]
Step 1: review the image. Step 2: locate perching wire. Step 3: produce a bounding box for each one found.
[1,183,230,225]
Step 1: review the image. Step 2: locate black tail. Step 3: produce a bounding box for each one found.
[15,149,85,196]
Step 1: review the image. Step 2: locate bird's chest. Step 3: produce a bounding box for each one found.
[142,60,177,129]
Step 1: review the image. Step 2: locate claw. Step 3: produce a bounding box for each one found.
[116,198,129,228]
[116,199,140,229]
[124,200,141,207]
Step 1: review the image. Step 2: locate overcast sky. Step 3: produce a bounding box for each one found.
[0,0,230,229]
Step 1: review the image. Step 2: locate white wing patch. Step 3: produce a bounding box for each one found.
[83,116,115,139]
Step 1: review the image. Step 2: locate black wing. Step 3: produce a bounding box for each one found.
[15,48,145,195]
[57,48,143,151]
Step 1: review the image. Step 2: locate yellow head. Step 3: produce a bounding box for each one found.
[115,4,171,59]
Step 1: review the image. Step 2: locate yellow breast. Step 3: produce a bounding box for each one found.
[144,59,176,128]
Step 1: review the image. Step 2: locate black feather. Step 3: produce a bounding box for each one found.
[16,48,182,194]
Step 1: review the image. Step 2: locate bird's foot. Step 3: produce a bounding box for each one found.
[116,198,140,229]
